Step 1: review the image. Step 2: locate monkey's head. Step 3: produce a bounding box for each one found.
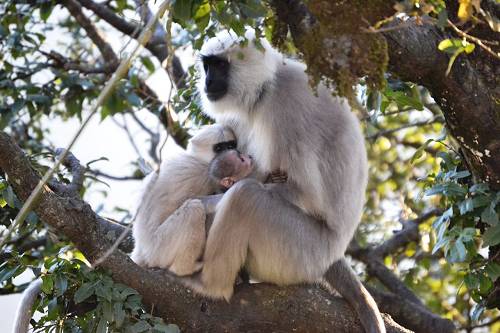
[187,124,237,163]
[209,149,253,191]
[197,29,281,118]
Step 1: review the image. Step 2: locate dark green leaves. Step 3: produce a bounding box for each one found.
[438,38,475,76]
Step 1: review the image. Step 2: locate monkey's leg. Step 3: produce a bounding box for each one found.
[200,179,333,300]
[150,199,206,274]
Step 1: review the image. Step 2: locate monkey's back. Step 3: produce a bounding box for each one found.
[132,152,212,262]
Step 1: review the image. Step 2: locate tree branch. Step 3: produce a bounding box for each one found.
[0,131,409,333]
[271,0,500,189]
[372,209,443,258]
[76,0,186,88]
[62,0,119,65]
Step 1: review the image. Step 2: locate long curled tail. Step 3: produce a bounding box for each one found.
[13,278,42,333]
[324,258,386,333]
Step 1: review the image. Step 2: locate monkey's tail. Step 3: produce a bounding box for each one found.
[12,278,42,333]
[324,258,386,333]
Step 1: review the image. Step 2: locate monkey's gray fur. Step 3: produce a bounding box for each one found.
[131,124,236,276]
[191,30,385,333]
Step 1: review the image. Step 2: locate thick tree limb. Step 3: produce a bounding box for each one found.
[0,132,409,332]
[272,0,500,189]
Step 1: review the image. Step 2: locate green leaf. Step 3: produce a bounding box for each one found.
[470,183,489,194]
[410,139,433,164]
[450,240,466,262]
[102,301,113,321]
[432,235,450,254]
[130,320,151,333]
[479,274,493,295]
[445,49,463,76]
[126,92,142,107]
[96,317,107,333]
[54,274,68,295]
[460,228,476,242]
[140,56,156,74]
[481,205,499,226]
[74,282,95,304]
[41,275,54,294]
[239,1,267,18]
[438,38,462,53]
[0,265,21,283]
[458,198,474,215]
[193,1,210,19]
[485,263,500,282]
[95,283,112,302]
[154,323,181,333]
[173,0,193,23]
[26,94,50,104]
[464,273,480,289]
[39,2,53,22]
[120,287,139,300]
[483,224,500,246]
[114,302,125,327]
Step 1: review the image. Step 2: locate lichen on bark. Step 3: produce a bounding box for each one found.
[272,0,390,100]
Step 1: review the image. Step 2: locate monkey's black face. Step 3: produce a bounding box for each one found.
[202,55,229,101]
[213,140,237,154]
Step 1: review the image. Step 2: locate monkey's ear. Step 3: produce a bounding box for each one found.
[220,177,234,189]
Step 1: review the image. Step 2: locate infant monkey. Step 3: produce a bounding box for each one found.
[166,149,254,275]
[209,149,253,193]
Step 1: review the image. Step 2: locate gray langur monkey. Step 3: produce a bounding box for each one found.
[185,30,386,333]
[131,123,238,276]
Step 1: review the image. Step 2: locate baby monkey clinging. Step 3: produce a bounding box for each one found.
[209,149,253,192]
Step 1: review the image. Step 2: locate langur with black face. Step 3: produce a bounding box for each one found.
[190,30,386,333]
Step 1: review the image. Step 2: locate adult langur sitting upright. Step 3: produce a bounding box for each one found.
[187,30,386,333]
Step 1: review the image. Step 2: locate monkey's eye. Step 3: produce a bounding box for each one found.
[215,59,228,68]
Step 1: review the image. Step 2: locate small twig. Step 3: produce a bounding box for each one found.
[447,19,500,60]
[367,116,444,140]
[361,17,415,34]
[90,169,143,181]
[40,50,116,74]
[461,316,500,330]
[111,116,144,160]
[129,112,160,163]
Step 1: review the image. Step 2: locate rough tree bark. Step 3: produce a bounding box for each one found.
[272,0,499,189]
